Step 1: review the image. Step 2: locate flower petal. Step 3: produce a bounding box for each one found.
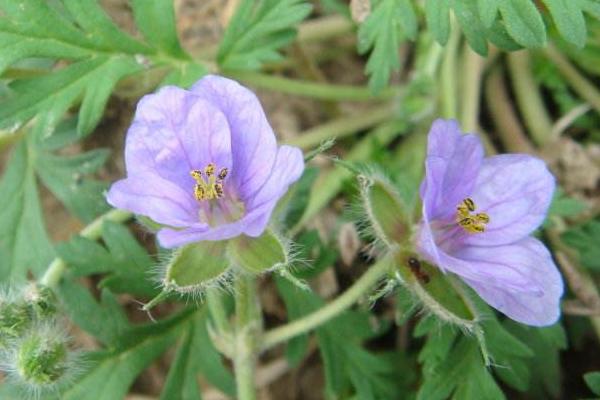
[464,154,555,246]
[134,86,194,126]
[459,237,563,326]
[191,75,278,201]
[106,176,198,227]
[421,119,484,221]
[125,97,232,191]
[157,145,304,248]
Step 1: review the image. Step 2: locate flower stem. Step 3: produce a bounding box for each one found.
[206,289,232,334]
[261,256,392,350]
[224,70,397,101]
[507,51,553,146]
[544,44,600,114]
[459,43,485,133]
[234,273,261,400]
[39,209,132,288]
[440,18,461,118]
[285,105,395,150]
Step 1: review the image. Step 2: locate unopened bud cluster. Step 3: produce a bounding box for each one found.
[0,283,74,395]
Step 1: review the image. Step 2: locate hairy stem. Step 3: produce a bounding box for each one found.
[234,273,262,400]
[261,256,392,350]
[507,51,553,146]
[40,209,132,288]
[206,289,232,334]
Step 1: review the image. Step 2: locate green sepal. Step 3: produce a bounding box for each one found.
[394,250,478,329]
[359,174,411,247]
[163,241,230,294]
[227,230,288,275]
[16,329,69,386]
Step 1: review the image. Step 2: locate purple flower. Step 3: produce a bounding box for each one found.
[107,75,304,248]
[416,119,563,326]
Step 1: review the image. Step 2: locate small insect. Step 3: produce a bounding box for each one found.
[407,257,430,284]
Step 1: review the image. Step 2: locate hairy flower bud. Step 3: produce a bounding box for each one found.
[23,284,58,320]
[0,299,30,344]
[16,332,68,386]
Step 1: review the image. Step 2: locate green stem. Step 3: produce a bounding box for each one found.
[440,18,461,118]
[459,43,485,132]
[261,256,392,350]
[224,70,397,101]
[206,289,232,334]
[285,105,394,150]
[544,44,600,115]
[39,208,132,288]
[234,273,261,400]
[507,51,553,146]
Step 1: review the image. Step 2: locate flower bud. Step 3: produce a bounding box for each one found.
[23,284,58,320]
[227,230,289,274]
[358,174,411,247]
[0,299,30,344]
[163,241,231,295]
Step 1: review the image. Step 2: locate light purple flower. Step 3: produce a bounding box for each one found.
[416,119,563,326]
[107,75,304,248]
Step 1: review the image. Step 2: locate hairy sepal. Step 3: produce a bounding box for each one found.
[227,229,289,275]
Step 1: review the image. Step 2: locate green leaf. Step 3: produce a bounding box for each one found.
[451,0,489,56]
[478,0,499,28]
[498,0,546,48]
[425,0,450,45]
[58,281,130,345]
[161,311,235,399]
[57,221,157,297]
[164,241,230,292]
[358,0,405,91]
[282,166,319,229]
[218,0,312,70]
[35,149,110,222]
[0,139,54,282]
[562,220,600,271]
[584,371,600,396]
[228,230,288,274]
[131,0,188,58]
[543,0,587,47]
[61,309,193,400]
[0,56,142,136]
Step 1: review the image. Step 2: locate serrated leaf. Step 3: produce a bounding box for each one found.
[542,0,587,47]
[0,139,54,282]
[35,149,110,222]
[357,0,404,91]
[498,0,546,48]
[425,0,450,45]
[58,281,130,345]
[131,0,188,58]
[218,0,312,70]
[57,221,157,296]
[61,309,193,400]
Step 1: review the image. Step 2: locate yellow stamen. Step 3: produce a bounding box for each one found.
[190,164,227,201]
[456,197,489,234]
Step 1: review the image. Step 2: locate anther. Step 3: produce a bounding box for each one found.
[456,198,490,234]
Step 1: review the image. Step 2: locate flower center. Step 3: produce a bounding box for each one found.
[190,163,228,201]
[456,197,490,234]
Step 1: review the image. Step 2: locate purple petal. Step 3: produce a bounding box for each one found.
[135,85,194,126]
[421,119,484,221]
[106,176,198,227]
[190,75,278,202]
[125,97,232,191]
[463,154,555,246]
[459,238,563,326]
